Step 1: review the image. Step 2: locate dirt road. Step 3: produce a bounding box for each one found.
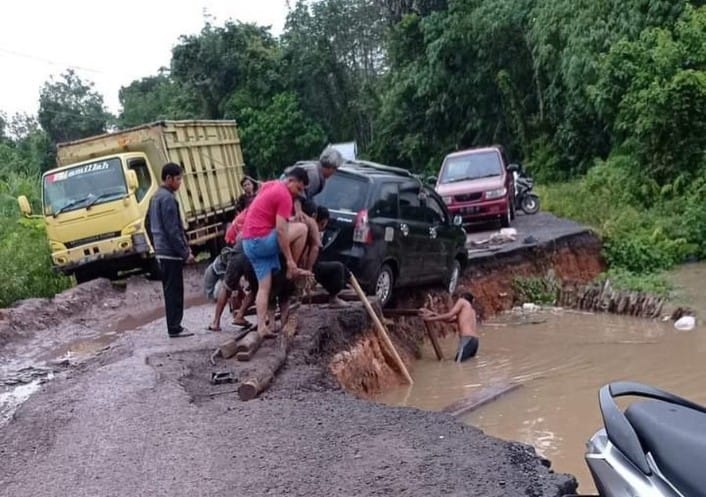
[0,213,581,497]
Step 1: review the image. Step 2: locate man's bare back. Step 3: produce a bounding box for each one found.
[421,295,477,337]
[420,291,479,362]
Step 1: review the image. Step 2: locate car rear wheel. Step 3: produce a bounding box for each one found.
[374,263,395,307]
[446,260,461,294]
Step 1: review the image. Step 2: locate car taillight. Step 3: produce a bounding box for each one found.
[353,209,372,244]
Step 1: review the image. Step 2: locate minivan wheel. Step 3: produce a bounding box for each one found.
[447,260,461,294]
[374,264,395,307]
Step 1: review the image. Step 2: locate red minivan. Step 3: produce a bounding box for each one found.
[434,146,514,228]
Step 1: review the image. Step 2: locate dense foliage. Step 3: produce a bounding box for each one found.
[3,0,706,303]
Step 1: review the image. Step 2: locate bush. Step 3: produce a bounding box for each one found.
[596,268,672,297]
[512,275,559,305]
[0,217,72,307]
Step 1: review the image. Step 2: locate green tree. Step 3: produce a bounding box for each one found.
[171,21,281,119]
[117,70,200,128]
[238,92,326,178]
[281,0,386,149]
[38,69,111,145]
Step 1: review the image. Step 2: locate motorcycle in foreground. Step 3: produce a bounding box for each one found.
[574,381,706,497]
[508,164,540,214]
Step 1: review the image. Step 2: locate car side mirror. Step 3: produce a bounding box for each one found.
[425,175,437,186]
[507,163,520,173]
[127,170,139,193]
[453,215,463,226]
[17,195,32,216]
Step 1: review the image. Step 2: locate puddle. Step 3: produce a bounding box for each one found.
[109,294,209,333]
[36,333,120,363]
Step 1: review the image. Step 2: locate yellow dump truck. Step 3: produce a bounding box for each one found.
[18,120,245,282]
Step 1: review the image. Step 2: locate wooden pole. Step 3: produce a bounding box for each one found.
[424,321,444,361]
[348,274,414,385]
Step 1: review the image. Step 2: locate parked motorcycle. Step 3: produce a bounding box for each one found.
[577,381,706,497]
[508,164,540,214]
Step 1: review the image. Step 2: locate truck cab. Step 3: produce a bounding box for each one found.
[23,153,154,282]
[18,120,245,283]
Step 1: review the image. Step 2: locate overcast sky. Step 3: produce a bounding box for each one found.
[0,0,289,117]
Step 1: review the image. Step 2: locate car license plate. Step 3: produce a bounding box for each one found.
[463,206,480,214]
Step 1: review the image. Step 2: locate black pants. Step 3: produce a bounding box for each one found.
[159,259,184,335]
[313,261,348,296]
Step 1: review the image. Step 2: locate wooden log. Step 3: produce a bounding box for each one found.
[383,308,422,317]
[442,382,523,418]
[237,314,298,401]
[424,321,444,361]
[217,328,254,360]
[235,330,263,358]
[349,274,414,385]
[218,339,240,360]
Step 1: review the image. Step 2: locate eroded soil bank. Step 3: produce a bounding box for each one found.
[0,227,604,497]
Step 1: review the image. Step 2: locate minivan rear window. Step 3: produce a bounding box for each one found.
[314,174,369,213]
[439,150,502,184]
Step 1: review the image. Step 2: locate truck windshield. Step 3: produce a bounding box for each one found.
[439,151,503,184]
[314,174,369,213]
[43,158,128,216]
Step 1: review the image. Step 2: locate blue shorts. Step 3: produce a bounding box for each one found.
[455,336,479,363]
[242,230,281,281]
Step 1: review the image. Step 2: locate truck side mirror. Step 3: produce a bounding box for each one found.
[17,195,32,216]
[425,175,438,186]
[127,170,139,193]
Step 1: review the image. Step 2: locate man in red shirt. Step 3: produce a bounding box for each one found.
[241,167,310,338]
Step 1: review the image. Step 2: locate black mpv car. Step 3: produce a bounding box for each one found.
[310,160,468,306]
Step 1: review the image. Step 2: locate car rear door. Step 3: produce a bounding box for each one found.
[421,189,455,280]
[398,181,434,284]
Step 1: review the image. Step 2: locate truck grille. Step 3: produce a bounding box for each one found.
[65,231,121,249]
[455,192,483,202]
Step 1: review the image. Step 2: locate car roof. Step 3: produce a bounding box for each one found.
[445,146,500,158]
[293,158,418,181]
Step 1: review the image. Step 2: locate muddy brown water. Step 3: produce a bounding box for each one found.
[376,263,706,494]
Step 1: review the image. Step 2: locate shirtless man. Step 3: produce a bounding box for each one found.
[420,290,479,362]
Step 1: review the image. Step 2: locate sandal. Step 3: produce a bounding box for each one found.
[207,324,222,332]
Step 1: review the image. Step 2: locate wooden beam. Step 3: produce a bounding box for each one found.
[424,321,444,361]
[442,383,523,418]
[348,274,413,385]
[382,308,421,317]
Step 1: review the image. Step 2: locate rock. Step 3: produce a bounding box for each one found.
[674,315,696,331]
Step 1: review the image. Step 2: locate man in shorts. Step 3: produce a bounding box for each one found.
[420,289,479,362]
[241,167,310,339]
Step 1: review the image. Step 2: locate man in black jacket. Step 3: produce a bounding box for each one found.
[148,163,195,338]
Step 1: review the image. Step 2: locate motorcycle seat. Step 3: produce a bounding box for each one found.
[626,399,706,497]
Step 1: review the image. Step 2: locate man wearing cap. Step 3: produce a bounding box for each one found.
[285,146,344,270]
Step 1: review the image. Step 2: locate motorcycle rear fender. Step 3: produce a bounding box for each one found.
[585,429,684,497]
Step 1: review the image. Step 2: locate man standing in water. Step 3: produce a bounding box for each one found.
[420,289,479,362]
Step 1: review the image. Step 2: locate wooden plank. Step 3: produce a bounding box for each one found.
[442,383,523,418]
[382,309,421,317]
[349,274,413,385]
[424,321,444,361]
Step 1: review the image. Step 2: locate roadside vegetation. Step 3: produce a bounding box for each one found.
[3,0,706,304]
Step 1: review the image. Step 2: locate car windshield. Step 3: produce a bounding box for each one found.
[43,158,128,216]
[439,151,503,184]
[313,173,369,213]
